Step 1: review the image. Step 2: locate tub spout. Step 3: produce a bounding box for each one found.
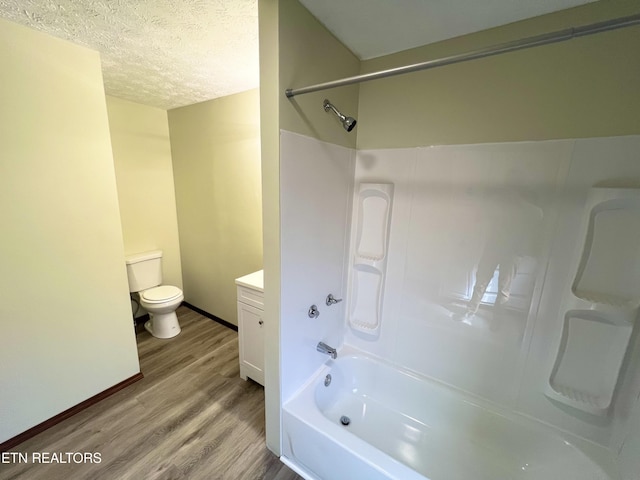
[317,342,337,359]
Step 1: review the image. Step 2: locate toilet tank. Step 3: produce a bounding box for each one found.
[125,250,163,293]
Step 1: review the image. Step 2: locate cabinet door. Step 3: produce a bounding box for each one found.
[238,302,264,385]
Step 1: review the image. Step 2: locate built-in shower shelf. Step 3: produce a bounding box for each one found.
[348,183,394,336]
[547,385,609,413]
[546,308,634,416]
[571,192,640,310]
[572,289,635,310]
[351,319,378,331]
[358,253,384,262]
[353,184,393,267]
[545,187,640,416]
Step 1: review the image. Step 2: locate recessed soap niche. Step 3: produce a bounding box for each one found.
[347,183,394,335]
[546,188,640,416]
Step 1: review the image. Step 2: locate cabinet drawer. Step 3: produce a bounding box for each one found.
[237,285,264,309]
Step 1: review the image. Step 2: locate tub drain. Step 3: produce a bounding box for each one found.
[340,415,351,426]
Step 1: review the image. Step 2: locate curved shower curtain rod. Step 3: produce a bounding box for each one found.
[285,13,640,98]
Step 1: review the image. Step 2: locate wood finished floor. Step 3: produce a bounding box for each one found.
[2,306,303,480]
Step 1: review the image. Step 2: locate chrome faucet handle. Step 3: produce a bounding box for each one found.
[326,294,343,306]
[308,305,320,318]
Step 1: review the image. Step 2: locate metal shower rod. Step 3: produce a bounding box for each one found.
[285,13,640,98]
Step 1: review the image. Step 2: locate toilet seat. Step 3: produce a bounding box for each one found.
[141,285,182,304]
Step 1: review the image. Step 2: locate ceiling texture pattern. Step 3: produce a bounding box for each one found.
[0,0,258,110]
[0,0,597,110]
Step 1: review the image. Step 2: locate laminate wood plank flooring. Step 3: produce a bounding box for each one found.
[1,306,303,480]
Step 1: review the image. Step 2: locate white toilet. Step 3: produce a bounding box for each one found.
[125,250,184,339]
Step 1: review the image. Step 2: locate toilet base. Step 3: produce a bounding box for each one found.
[144,311,181,339]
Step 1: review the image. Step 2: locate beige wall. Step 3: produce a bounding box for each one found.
[356,0,640,148]
[168,89,262,325]
[106,96,183,293]
[0,18,140,443]
[259,0,282,455]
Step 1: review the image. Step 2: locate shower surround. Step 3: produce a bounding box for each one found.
[279,130,640,479]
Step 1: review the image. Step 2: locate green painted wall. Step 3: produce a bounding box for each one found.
[107,96,183,292]
[278,0,360,148]
[168,89,262,326]
[0,18,139,443]
[356,0,640,148]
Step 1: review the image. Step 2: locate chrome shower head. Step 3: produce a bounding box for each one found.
[323,99,357,132]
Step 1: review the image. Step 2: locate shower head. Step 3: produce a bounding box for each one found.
[323,99,357,132]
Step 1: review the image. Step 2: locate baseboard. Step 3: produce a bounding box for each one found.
[0,372,144,452]
[182,302,238,332]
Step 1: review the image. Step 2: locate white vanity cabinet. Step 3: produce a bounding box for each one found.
[235,270,264,386]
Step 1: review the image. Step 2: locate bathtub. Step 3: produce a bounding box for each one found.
[282,347,619,480]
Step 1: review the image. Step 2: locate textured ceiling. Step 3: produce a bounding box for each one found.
[0,0,259,110]
[300,0,598,60]
[0,0,599,110]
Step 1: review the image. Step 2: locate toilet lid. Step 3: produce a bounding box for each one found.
[141,285,182,303]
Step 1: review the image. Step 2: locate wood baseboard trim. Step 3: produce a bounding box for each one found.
[182,302,238,332]
[0,372,144,452]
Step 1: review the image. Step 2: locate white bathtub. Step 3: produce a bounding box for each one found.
[282,347,619,480]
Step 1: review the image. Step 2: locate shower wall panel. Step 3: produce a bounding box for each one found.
[280,130,355,402]
[345,135,640,449]
[522,135,640,450]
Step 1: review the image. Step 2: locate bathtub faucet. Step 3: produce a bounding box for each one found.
[317,342,337,359]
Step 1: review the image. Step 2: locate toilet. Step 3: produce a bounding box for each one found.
[125,250,184,339]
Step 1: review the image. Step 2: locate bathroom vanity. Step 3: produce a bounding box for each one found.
[235,270,264,386]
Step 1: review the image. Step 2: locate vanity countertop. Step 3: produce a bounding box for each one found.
[235,270,263,292]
